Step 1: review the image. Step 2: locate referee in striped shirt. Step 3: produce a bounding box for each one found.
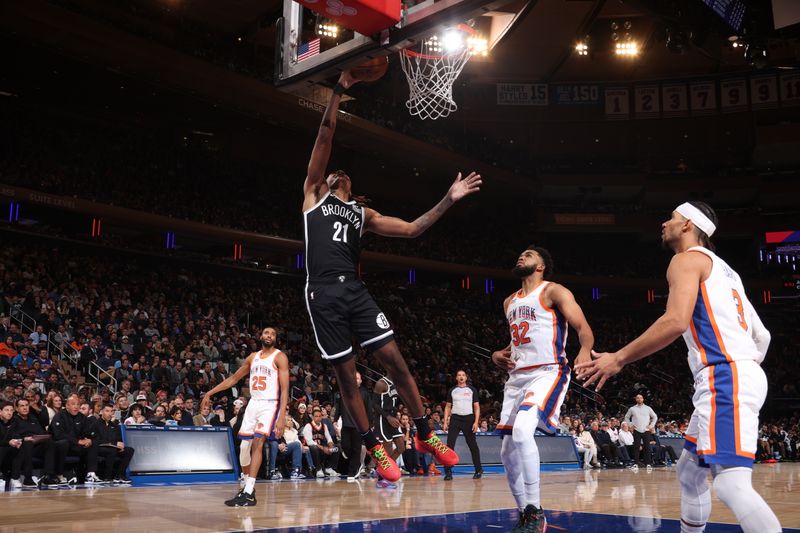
[443,370,482,480]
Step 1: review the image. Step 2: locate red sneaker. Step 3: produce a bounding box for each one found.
[415,431,459,467]
[368,444,400,482]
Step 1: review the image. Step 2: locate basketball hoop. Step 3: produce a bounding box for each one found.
[399,24,477,120]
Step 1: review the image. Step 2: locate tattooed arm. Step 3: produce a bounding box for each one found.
[364,172,482,238]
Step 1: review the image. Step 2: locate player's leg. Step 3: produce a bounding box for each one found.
[390,435,405,462]
[677,449,712,533]
[705,362,780,533]
[331,357,400,481]
[372,341,458,466]
[245,436,265,493]
[239,440,251,486]
[710,465,781,533]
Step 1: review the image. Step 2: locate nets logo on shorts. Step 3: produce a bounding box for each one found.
[376,313,390,329]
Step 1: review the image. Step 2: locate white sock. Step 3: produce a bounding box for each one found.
[711,466,781,533]
[677,450,710,532]
[500,436,526,510]
[244,476,256,494]
[512,408,541,508]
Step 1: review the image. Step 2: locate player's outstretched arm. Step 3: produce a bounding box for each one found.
[201,354,253,410]
[303,71,360,207]
[364,172,481,238]
[576,252,708,390]
[549,284,594,371]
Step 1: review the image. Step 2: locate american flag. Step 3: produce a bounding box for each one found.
[297,38,321,62]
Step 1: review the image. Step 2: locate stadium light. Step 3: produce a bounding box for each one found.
[442,30,464,53]
[614,41,639,56]
[316,23,339,38]
[575,42,589,56]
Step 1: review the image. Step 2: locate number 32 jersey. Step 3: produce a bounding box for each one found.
[681,246,766,377]
[304,191,365,279]
[506,281,568,372]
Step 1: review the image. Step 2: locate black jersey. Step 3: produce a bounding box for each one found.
[304,191,365,279]
[378,377,398,418]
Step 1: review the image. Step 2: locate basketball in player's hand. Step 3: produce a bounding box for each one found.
[350,57,389,83]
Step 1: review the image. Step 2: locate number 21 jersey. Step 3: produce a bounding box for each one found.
[303,191,365,279]
[506,281,568,372]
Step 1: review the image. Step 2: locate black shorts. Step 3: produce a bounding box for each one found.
[378,416,404,442]
[304,277,394,362]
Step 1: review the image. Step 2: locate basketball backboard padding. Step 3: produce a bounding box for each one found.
[275,0,526,90]
[293,0,401,37]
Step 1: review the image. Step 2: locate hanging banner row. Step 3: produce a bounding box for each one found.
[496,72,800,119]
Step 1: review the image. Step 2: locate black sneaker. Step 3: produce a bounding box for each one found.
[443,468,453,481]
[511,505,547,533]
[224,489,256,507]
[22,477,38,488]
[39,475,61,488]
[473,469,483,479]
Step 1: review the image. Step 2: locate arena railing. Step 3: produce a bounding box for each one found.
[46,330,118,394]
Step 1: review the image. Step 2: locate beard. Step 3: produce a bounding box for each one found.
[512,265,536,278]
[261,339,274,348]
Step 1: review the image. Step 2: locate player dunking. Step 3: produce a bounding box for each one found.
[302,70,480,481]
[577,202,781,533]
[201,327,289,507]
[492,246,594,533]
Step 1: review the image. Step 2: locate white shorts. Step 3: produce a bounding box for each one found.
[497,363,570,436]
[684,360,766,468]
[239,399,280,440]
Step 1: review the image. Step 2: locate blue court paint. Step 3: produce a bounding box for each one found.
[257,509,800,532]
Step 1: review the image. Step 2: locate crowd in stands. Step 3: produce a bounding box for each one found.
[1,237,798,488]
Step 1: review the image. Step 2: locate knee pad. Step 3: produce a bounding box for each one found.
[677,450,708,495]
[240,440,252,467]
[511,408,539,445]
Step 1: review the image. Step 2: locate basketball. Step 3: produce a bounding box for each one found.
[350,57,388,82]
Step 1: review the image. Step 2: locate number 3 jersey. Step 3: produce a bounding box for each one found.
[681,246,767,377]
[506,281,568,372]
[304,191,365,279]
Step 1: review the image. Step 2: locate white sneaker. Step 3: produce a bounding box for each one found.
[85,472,105,484]
[630,464,639,473]
[9,478,22,489]
[346,476,357,482]
[646,465,653,473]
[316,470,325,479]
[324,468,338,477]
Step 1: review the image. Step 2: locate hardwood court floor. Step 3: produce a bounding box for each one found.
[1,464,798,532]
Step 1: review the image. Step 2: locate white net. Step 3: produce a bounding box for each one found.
[399,34,473,121]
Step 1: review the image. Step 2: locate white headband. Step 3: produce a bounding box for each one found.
[675,202,716,237]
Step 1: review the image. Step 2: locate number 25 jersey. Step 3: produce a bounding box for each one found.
[303,191,365,279]
[506,281,568,372]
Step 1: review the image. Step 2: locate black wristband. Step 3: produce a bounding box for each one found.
[333,83,346,96]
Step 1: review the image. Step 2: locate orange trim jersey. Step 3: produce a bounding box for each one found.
[506,281,568,372]
[248,349,281,401]
[681,247,765,377]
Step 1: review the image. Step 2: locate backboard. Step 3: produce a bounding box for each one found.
[275,0,529,91]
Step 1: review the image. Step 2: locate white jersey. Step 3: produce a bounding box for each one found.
[248,349,282,401]
[505,281,568,372]
[681,247,768,377]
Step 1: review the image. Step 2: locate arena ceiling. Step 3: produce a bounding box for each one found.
[69,0,799,84]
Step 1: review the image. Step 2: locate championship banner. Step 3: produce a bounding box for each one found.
[604,87,630,120]
[662,83,689,117]
[496,83,548,106]
[552,84,601,105]
[690,81,717,116]
[750,75,779,109]
[720,78,747,113]
[634,86,660,119]
[780,72,800,107]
